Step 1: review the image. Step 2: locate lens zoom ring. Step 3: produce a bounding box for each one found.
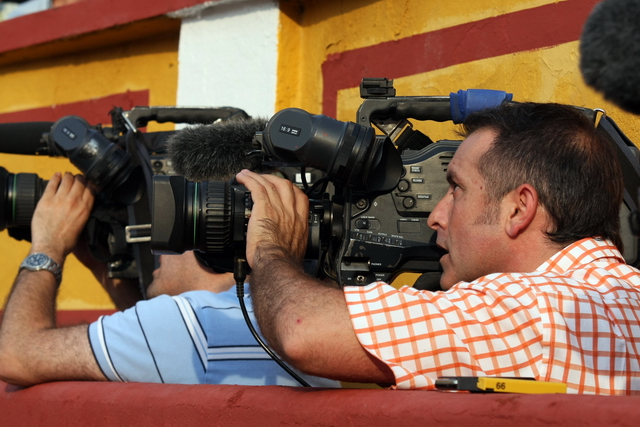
[14,174,41,228]
[202,181,232,253]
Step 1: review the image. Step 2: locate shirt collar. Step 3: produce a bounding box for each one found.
[536,237,625,274]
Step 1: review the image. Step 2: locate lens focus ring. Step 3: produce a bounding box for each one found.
[201,181,232,253]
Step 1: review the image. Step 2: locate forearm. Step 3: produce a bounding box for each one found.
[3,269,58,332]
[3,240,66,331]
[0,269,105,386]
[250,246,337,357]
[0,268,60,384]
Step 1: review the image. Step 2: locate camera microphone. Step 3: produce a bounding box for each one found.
[0,122,54,155]
[580,0,640,114]
[166,117,268,182]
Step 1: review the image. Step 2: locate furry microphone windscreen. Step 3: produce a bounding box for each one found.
[166,117,268,182]
[580,0,640,115]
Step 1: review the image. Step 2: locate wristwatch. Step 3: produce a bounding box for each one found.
[19,253,62,284]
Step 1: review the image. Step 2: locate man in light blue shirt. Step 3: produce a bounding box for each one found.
[88,250,337,387]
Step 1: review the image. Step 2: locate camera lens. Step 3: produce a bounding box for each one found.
[151,174,337,276]
[0,167,46,231]
[151,175,249,256]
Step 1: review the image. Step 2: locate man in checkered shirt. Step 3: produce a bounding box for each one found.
[236,102,640,394]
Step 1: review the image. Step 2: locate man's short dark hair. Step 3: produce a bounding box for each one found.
[461,102,624,249]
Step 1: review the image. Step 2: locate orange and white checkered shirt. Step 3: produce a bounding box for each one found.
[344,237,640,394]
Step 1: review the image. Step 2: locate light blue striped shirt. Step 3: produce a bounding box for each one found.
[88,286,339,387]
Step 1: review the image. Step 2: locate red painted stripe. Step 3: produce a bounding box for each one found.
[0,0,215,54]
[0,309,116,327]
[321,0,601,117]
[0,90,149,125]
[56,309,117,326]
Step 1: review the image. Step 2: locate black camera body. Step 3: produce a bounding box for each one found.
[334,140,459,286]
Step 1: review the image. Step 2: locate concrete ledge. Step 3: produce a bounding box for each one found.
[1,380,639,426]
[0,0,207,54]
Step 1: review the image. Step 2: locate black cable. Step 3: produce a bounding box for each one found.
[233,258,311,387]
[305,176,330,198]
[300,165,310,191]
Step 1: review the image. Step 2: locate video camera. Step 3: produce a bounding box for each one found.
[0,106,250,291]
[150,78,640,289]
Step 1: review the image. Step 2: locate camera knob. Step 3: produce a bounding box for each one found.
[402,197,416,209]
[397,179,410,193]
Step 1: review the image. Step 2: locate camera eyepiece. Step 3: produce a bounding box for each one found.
[261,108,402,193]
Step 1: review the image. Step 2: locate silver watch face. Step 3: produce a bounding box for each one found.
[26,253,50,268]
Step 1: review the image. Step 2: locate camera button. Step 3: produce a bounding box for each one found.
[355,218,371,229]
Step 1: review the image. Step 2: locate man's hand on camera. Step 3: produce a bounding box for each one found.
[31,172,95,263]
[236,170,309,268]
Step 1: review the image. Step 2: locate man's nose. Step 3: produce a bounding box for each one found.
[427,195,449,231]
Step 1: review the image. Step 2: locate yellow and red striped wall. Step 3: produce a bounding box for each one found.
[1,0,636,318]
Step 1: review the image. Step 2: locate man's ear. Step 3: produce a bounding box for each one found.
[504,183,539,238]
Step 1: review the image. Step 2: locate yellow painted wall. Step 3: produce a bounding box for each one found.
[0,23,180,310]
[278,0,559,111]
[335,43,640,142]
[277,0,639,142]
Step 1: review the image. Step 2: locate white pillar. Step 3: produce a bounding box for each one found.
[174,0,279,119]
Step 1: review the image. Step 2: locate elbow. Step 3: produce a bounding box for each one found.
[275,324,320,375]
[278,334,305,364]
[0,346,37,387]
